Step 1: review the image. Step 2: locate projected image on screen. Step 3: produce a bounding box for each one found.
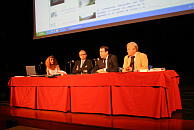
[79,12,96,21]
[51,12,57,18]
[50,0,65,6]
[79,0,95,8]
[34,0,194,39]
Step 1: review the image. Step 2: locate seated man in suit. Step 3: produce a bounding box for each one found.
[92,46,119,73]
[122,42,148,72]
[72,50,92,74]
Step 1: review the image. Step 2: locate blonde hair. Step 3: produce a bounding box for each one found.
[45,55,58,70]
[126,42,138,51]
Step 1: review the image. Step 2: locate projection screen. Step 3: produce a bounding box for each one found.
[33,0,194,39]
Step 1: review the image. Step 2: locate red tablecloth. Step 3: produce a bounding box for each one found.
[8,70,182,118]
[37,86,70,112]
[68,73,112,114]
[70,86,111,114]
[10,86,36,109]
[8,76,70,112]
[68,70,181,118]
[8,76,69,86]
[108,70,181,118]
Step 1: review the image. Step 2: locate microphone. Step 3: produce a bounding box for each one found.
[38,62,43,75]
[93,58,100,66]
[39,62,43,66]
[65,60,74,74]
[93,58,100,61]
[67,60,74,63]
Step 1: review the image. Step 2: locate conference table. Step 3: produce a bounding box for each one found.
[8,70,182,118]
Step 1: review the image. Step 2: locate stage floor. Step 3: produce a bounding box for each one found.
[1,105,194,130]
[1,85,194,130]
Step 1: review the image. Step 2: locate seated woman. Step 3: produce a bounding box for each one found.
[45,55,60,75]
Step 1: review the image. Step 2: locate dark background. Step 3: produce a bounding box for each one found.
[1,1,193,85]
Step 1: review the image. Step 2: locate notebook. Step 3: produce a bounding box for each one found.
[26,65,36,76]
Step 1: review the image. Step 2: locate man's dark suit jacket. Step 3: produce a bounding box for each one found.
[92,54,119,73]
[72,59,92,74]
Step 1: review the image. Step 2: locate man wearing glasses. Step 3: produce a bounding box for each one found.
[72,50,92,74]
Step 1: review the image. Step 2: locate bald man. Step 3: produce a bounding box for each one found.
[72,50,92,74]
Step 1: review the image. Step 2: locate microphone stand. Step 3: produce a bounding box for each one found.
[91,61,93,68]
[94,58,99,66]
[38,62,43,75]
[39,64,42,74]
[69,62,72,74]
[64,63,68,73]
[64,61,74,74]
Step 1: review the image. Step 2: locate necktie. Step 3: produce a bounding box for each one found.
[102,59,106,68]
[130,56,135,71]
[80,60,83,68]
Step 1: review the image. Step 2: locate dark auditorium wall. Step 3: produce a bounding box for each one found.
[1,1,193,85]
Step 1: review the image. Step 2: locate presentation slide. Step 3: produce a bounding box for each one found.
[34,0,194,37]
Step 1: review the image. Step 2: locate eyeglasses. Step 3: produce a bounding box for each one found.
[79,54,86,56]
